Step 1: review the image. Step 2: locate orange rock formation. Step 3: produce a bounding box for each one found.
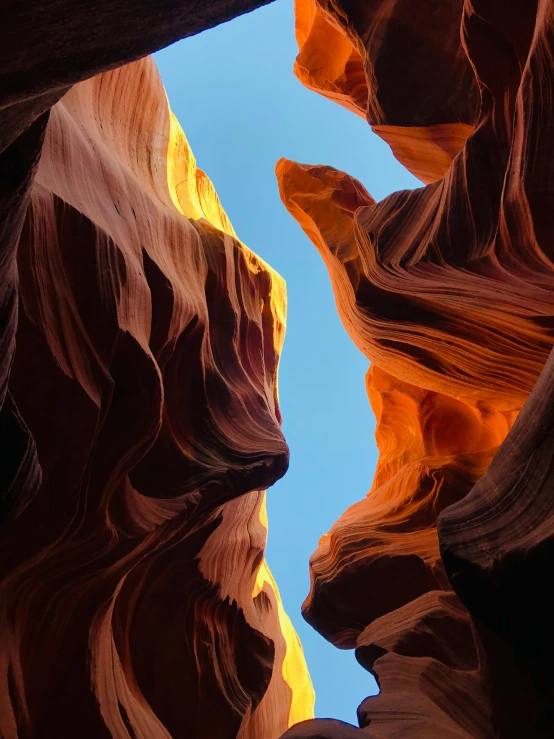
[3,0,554,736]
[278,0,554,736]
[0,33,314,739]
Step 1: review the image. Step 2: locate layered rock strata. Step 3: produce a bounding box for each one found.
[278,0,554,736]
[4,0,554,735]
[0,20,314,739]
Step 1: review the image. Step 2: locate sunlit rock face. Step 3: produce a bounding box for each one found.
[293,0,478,183]
[278,0,554,736]
[0,33,314,739]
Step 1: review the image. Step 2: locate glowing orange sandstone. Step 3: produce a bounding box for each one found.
[0,57,313,739]
[292,0,476,183]
[300,364,516,648]
[277,0,554,735]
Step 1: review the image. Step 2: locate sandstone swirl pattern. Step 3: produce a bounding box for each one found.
[0,3,315,735]
[3,0,554,736]
[278,0,554,736]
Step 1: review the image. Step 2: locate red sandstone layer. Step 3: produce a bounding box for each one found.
[278,0,554,736]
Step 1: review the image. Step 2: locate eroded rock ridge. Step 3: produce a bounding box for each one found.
[0,3,314,737]
[278,0,554,736]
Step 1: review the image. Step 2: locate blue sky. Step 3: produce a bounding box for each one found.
[155,0,419,724]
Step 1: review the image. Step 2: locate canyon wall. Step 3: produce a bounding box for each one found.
[0,2,315,736]
[278,0,554,736]
[3,0,554,737]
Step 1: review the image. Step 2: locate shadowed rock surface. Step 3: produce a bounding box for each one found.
[439,344,554,737]
[3,0,554,736]
[281,719,371,739]
[0,4,315,733]
[355,592,492,738]
[293,0,478,182]
[278,0,554,736]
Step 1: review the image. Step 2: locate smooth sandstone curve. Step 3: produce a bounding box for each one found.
[277,0,554,736]
[0,56,313,739]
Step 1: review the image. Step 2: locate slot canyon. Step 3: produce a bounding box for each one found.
[1,0,554,737]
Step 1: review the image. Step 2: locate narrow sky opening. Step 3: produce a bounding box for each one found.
[155,0,420,724]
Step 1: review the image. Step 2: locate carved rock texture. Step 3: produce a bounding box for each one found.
[281,719,370,739]
[0,2,278,481]
[439,346,554,736]
[0,28,314,739]
[355,591,491,738]
[0,0,277,532]
[278,0,554,736]
[0,0,274,152]
[296,365,514,650]
[293,0,478,183]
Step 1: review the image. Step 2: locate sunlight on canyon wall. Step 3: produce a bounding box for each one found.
[0,6,314,735]
[278,0,554,737]
[2,0,554,737]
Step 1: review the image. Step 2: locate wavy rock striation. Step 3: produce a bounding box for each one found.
[4,0,554,735]
[278,0,554,736]
[293,0,478,183]
[0,2,278,526]
[439,345,554,737]
[0,25,314,739]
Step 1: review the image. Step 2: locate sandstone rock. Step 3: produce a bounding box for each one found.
[356,654,490,739]
[355,592,493,738]
[439,344,554,736]
[0,0,274,151]
[0,55,313,738]
[0,0,277,525]
[288,363,513,648]
[292,0,478,182]
[277,154,553,407]
[281,718,372,738]
[277,0,554,736]
[3,0,554,734]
